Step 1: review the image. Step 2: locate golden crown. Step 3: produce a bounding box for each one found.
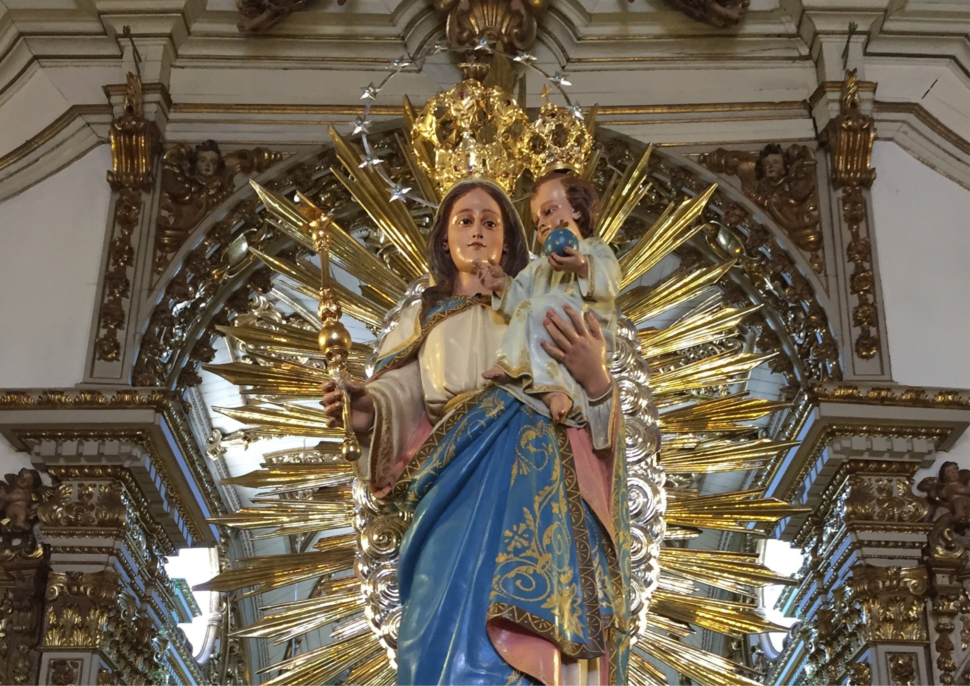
[411,80,528,195]
[519,89,596,178]
[410,80,596,196]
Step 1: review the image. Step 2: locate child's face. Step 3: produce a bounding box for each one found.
[531,179,582,245]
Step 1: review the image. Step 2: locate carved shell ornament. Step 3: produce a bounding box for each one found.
[195,42,808,685]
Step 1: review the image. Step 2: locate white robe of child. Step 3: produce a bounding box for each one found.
[492,235,621,419]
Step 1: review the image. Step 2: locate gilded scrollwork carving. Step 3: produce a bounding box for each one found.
[888,653,918,686]
[48,659,82,686]
[434,0,548,52]
[821,70,879,360]
[37,482,127,530]
[0,552,48,685]
[814,384,970,409]
[106,73,159,193]
[699,143,823,272]
[236,0,321,33]
[95,73,161,362]
[849,564,927,642]
[841,473,930,524]
[44,570,121,648]
[848,661,872,686]
[932,593,962,685]
[43,570,166,684]
[657,0,749,27]
[155,141,282,274]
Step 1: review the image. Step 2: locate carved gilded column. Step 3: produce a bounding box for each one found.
[815,71,891,381]
[0,471,48,685]
[919,461,970,686]
[0,388,226,685]
[763,384,970,685]
[88,73,164,383]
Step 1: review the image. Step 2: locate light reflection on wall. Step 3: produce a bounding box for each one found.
[762,538,803,653]
[165,547,220,659]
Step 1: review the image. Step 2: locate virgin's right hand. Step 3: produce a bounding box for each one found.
[322,380,376,434]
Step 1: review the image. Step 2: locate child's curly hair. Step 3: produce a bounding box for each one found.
[530,171,601,238]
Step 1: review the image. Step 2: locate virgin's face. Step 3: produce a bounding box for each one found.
[531,179,582,244]
[446,188,505,274]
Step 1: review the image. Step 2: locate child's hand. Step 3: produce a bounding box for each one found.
[548,247,588,278]
[478,263,507,294]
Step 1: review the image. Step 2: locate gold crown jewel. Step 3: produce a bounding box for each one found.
[520,92,596,178]
[411,79,529,195]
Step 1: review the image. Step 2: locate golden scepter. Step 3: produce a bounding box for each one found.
[249,181,362,462]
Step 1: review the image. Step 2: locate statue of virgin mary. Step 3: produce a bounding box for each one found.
[201,72,801,686]
[322,177,633,685]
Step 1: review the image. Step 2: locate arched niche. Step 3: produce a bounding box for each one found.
[131,125,841,402]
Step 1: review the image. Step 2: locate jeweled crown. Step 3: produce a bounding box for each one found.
[411,80,528,195]
[519,91,596,178]
[410,80,596,195]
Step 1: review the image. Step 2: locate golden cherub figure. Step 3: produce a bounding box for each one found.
[919,461,970,534]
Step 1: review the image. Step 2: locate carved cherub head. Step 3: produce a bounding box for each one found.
[15,468,37,490]
[755,143,788,182]
[940,461,962,483]
[190,140,226,180]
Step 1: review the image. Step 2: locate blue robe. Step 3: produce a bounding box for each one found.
[372,298,632,685]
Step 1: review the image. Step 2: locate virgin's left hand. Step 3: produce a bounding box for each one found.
[541,304,612,399]
[548,247,588,279]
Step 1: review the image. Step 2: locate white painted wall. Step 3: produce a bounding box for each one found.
[0,145,112,388]
[871,142,970,467]
[871,142,970,390]
[0,68,72,159]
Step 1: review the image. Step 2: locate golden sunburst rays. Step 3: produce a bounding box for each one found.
[619,184,717,290]
[638,304,761,359]
[250,181,408,307]
[665,489,809,534]
[195,533,357,597]
[213,403,343,439]
[629,648,670,686]
[250,249,389,329]
[597,144,654,244]
[258,631,384,686]
[658,549,795,598]
[233,576,364,644]
[650,351,776,397]
[221,462,354,494]
[328,125,428,281]
[650,590,789,637]
[661,439,800,474]
[400,96,440,206]
[633,631,764,686]
[658,394,789,435]
[617,258,737,326]
[208,492,354,540]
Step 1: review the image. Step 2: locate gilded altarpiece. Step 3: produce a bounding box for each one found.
[765,386,970,686]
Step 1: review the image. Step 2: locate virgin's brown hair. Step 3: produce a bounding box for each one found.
[421,180,529,317]
[531,171,600,238]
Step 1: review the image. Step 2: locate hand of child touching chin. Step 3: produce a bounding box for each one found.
[547,247,588,279]
[476,261,506,295]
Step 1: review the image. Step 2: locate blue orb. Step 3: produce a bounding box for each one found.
[542,227,580,257]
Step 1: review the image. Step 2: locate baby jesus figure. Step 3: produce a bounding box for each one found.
[481,172,621,423]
